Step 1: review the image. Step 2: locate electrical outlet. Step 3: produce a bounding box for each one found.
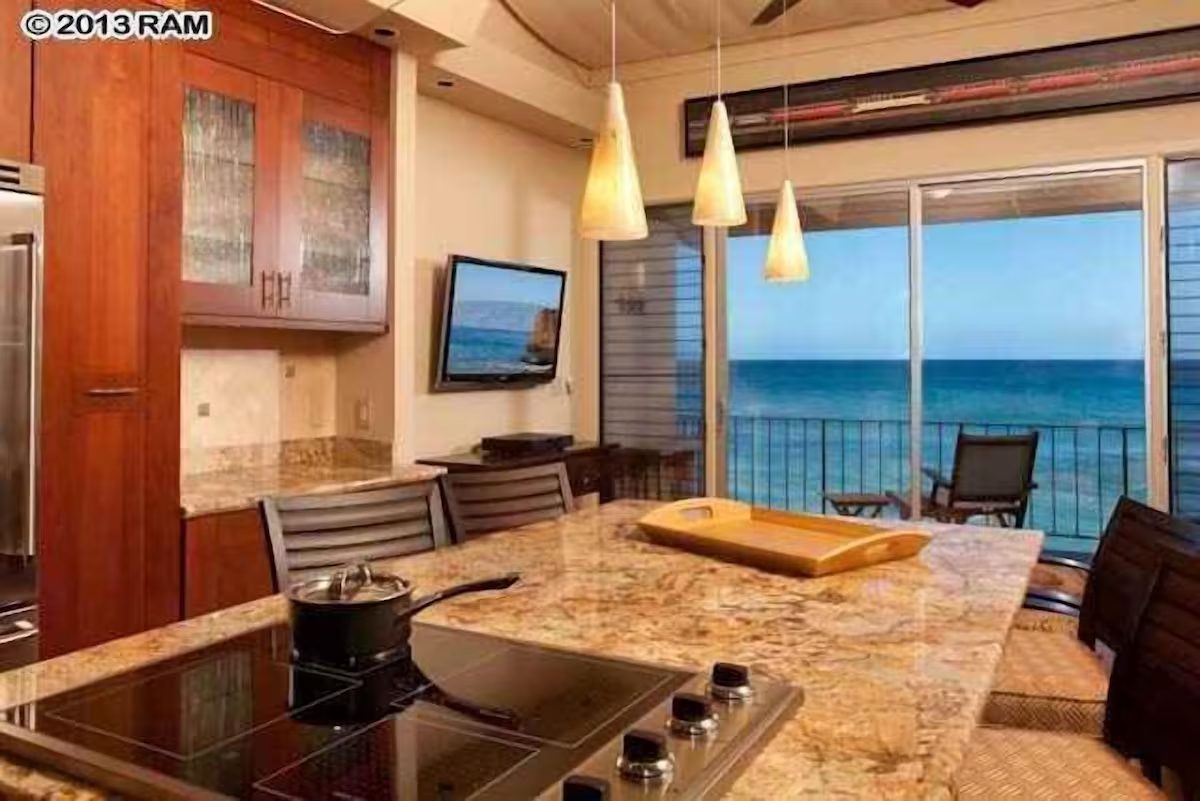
[197,402,211,418]
[355,398,372,431]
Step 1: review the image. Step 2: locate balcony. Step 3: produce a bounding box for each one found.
[727,414,1146,553]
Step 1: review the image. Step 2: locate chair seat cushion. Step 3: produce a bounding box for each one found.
[984,629,1108,735]
[953,727,1162,800]
[1011,608,1080,636]
[1029,562,1088,598]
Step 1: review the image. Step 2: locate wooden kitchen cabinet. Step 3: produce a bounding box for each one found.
[34,0,182,657]
[180,0,389,332]
[183,509,274,618]
[285,92,388,325]
[0,0,32,162]
[180,55,278,320]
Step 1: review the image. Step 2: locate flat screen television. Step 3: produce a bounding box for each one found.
[434,255,567,391]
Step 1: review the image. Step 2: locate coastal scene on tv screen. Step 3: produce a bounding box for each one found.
[445,261,564,378]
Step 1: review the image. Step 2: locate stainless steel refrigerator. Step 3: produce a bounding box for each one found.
[0,159,43,668]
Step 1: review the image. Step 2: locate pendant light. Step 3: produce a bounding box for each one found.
[580,0,647,241]
[763,0,809,282]
[692,0,746,227]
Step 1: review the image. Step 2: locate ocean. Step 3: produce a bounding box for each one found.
[446,326,549,376]
[731,359,1144,425]
[726,359,1146,550]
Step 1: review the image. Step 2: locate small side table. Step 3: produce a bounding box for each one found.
[822,492,894,518]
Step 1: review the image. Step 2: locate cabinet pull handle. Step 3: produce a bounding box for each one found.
[86,387,139,397]
[261,270,275,310]
[278,272,292,308]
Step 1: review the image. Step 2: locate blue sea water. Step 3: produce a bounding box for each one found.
[725,359,1147,550]
[730,359,1144,426]
[446,326,549,375]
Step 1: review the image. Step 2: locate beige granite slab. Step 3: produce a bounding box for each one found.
[180,462,446,517]
[0,501,1041,799]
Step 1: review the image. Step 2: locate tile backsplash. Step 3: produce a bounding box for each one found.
[181,346,338,473]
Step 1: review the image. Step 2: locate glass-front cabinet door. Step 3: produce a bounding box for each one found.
[281,94,385,325]
[181,57,387,330]
[181,55,275,319]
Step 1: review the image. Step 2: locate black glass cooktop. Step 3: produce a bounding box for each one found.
[1,624,687,800]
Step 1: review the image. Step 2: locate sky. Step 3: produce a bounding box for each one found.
[453,260,563,307]
[727,210,1145,361]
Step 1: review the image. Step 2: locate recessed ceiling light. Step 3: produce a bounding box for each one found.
[437,79,456,89]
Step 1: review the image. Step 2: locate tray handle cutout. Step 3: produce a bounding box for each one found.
[679,505,716,522]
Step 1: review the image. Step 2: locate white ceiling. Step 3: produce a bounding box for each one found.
[501,0,972,68]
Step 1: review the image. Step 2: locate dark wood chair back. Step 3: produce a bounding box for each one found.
[1104,542,1200,799]
[948,431,1039,507]
[260,481,450,591]
[441,462,574,541]
[1079,496,1200,652]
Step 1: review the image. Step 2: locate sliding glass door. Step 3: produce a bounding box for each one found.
[921,170,1146,553]
[712,164,1149,549]
[722,190,911,514]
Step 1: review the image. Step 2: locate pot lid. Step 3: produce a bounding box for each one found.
[289,563,410,604]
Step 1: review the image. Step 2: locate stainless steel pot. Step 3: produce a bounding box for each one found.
[286,563,520,668]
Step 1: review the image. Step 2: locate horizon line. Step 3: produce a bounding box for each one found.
[729,356,1145,362]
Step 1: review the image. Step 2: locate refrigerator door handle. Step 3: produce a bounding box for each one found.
[0,233,41,558]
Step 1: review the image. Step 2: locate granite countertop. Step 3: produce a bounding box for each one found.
[0,500,1041,799]
[180,462,446,517]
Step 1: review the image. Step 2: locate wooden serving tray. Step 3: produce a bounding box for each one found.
[637,497,931,577]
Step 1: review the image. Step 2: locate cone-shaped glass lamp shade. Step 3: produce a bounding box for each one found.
[763,179,809,282]
[581,83,647,241]
[692,100,746,227]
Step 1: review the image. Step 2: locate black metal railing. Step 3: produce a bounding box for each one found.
[726,415,1147,548]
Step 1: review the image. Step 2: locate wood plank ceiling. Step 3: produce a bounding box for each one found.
[502,0,965,68]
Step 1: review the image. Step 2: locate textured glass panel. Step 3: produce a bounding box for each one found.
[301,121,371,296]
[183,88,255,285]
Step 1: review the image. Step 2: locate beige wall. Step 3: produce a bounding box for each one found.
[405,95,591,458]
[617,0,1200,203]
[181,330,340,469]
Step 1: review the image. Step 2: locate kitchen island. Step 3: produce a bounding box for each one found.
[0,500,1041,799]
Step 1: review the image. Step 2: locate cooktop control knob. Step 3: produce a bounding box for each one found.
[617,729,674,781]
[709,662,753,701]
[669,691,719,737]
[562,775,610,801]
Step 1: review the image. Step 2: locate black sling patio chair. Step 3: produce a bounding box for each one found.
[888,430,1039,528]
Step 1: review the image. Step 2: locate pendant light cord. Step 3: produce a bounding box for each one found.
[611,0,617,84]
[781,0,790,178]
[715,0,722,99]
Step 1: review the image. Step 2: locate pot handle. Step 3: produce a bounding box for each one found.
[327,563,373,601]
[398,574,520,622]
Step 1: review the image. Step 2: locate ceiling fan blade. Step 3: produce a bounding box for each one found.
[946,0,987,6]
[752,0,804,26]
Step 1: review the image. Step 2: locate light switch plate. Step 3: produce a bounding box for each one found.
[355,398,372,431]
